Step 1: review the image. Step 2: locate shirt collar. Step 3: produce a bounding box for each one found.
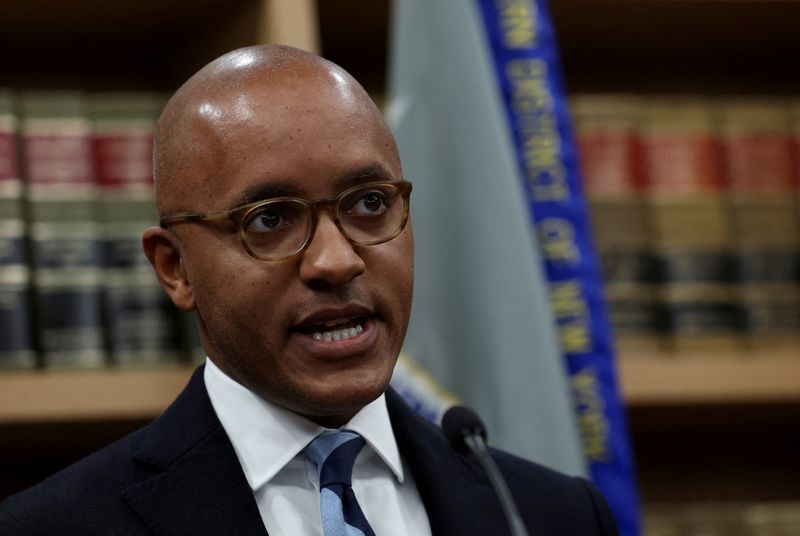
[203,357,405,491]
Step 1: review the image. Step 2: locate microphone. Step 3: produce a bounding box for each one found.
[441,406,530,536]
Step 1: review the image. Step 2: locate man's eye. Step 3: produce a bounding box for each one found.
[245,204,294,232]
[348,190,388,215]
[258,210,281,228]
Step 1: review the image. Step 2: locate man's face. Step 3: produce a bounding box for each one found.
[167,68,413,426]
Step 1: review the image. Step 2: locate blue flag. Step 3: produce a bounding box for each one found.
[387,1,641,534]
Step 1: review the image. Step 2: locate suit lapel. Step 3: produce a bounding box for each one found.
[121,366,267,536]
[386,389,506,535]
[119,373,504,535]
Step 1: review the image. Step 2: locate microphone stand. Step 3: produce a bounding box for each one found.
[462,432,531,536]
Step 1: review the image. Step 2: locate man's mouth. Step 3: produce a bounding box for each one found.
[293,304,374,345]
[290,306,380,359]
[307,317,366,342]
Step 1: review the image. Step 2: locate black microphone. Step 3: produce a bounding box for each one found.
[441,406,530,536]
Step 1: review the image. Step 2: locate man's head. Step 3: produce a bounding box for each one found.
[143,45,413,427]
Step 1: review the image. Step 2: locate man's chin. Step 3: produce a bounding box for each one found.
[290,379,391,427]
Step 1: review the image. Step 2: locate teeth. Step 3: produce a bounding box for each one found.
[312,323,364,342]
[322,317,352,328]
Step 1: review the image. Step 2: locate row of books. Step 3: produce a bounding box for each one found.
[572,95,800,353]
[644,501,800,535]
[0,89,206,370]
[3,90,800,368]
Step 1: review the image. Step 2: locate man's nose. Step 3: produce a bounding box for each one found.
[298,212,365,287]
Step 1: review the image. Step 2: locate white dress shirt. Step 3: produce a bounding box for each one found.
[204,358,432,536]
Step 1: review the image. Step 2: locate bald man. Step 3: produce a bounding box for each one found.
[0,46,618,535]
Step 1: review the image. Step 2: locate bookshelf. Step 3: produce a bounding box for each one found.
[619,350,800,405]
[0,366,193,423]
[550,0,800,95]
[549,1,800,521]
[1,352,799,425]
[0,0,319,90]
[1,0,798,528]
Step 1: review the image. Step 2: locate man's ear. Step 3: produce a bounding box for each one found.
[142,226,196,311]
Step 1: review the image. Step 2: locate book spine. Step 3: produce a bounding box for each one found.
[721,100,800,349]
[572,94,660,351]
[23,92,105,368]
[644,501,800,535]
[92,93,182,366]
[0,90,36,368]
[640,99,737,351]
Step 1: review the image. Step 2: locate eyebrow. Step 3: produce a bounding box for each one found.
[231,163,398,209]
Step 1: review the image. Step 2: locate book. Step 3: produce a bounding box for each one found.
[22,91,105,368]
[644,501,800,535]
[682,502,749,536]
[639,98,738,352]
[571,94,660,353]
[744,501,800,535]
[719,99,800,350]
[91,92,182,366]
[0,89,36,369]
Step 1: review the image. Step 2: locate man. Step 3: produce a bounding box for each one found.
[0,45,618,535]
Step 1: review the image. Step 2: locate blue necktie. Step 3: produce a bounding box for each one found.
[303,430,376,536]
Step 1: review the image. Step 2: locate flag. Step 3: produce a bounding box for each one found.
[386,1,641,534]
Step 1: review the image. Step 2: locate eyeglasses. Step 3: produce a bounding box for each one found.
[159,180,412,261]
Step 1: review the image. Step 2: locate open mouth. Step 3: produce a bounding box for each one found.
[295,316,369,342]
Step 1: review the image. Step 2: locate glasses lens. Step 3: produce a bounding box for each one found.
[338,183,405,244]
[242,199,310,259]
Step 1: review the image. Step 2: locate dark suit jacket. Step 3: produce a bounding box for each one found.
[0,366,618,535]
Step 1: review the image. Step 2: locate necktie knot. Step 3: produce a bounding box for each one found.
[303,430,375,536]
[303,430,365,485]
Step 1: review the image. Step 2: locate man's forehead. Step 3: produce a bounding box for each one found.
[183,49,383,143]
[193,76,364,131]
[232,162,398,206]
[189,48,358,109]
[154,48,398,214]
[157,47,364,153]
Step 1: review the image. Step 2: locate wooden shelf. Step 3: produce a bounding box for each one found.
[0,352,798,424]
[0,366,194,423]
[619,351,800,406]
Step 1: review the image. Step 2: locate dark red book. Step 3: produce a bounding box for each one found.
[91,93,182,366]
[22,91,105,368]
[572,94,659,352]
[640,98,737,351]
[721,99,800,350]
